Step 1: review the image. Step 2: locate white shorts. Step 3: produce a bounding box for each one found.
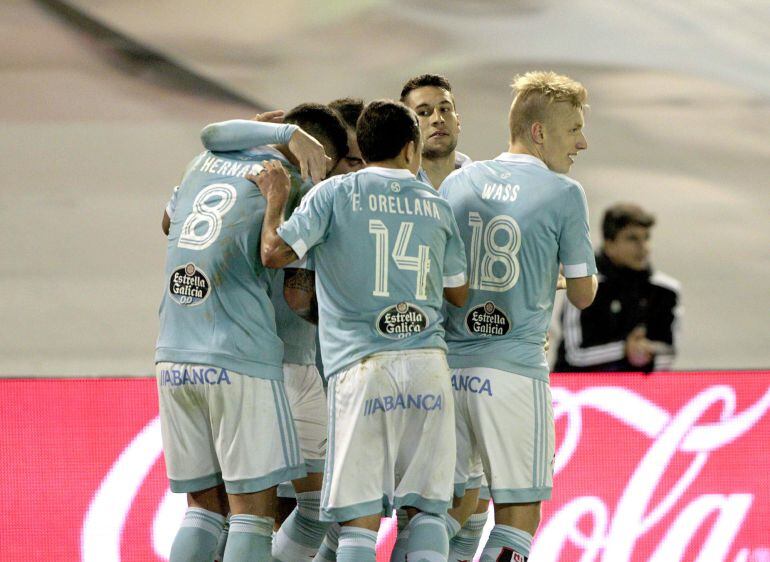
[453,367,554,504]
[157,362,306,494]
[276,362,328,498]
[320,349,456,522]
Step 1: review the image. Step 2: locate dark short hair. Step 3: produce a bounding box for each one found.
[284,103,349,163]
[602,203,656,240]
[357,100,420,163]
[400,74,453,103]
[328,98,365,130]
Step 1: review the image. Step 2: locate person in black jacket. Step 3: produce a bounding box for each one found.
[555,203,682,372]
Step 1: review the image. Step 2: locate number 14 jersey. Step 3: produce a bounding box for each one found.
[277,167,467,377]
[439,153,597,382]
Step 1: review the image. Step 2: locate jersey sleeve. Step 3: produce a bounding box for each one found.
[442,205,468,288]
[165,185,180,219]
[200,120,298,152]
[277,180,335,260]
[558,181,597,278]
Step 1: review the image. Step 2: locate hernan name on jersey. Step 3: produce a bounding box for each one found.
[169,263,210,306]
[376,302,429,339]
[465,301,511,336]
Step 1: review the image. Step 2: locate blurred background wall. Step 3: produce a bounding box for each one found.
[1,0,768,375]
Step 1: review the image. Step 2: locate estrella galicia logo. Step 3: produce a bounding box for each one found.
[376,302,429,339]
[169,263,210,306]
[465,301,511,336]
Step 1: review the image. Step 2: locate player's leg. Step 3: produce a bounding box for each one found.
[313,522,340,562]
[319,358,399,562]
[470,370,554,562]
[157,363,228,562]
[389,508,410,562]
[214,374,307,562]
[448,494,490,562]
[392,350,456,562]
[273,363,331,561]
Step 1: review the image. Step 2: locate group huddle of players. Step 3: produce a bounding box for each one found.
[155,71,598,562]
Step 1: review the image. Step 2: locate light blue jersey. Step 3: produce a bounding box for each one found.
[416,151,472,188]
[439,153,596,381]
[200,121,318,366]
[156,147,290,379]
[278,167,468,377]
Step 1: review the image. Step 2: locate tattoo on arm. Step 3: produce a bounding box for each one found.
[284,268,318,324]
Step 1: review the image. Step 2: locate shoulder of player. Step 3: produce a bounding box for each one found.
[649,270,682,295]
[551,172,585,194]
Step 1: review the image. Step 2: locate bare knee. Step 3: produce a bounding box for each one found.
[494,501,541,536]
[228,486,278,518]
[188,484,229,516]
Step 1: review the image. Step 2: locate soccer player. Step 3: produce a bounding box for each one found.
[156,133,319,561]
[198,104,349,562]
[254,99,469,562]
[400,74,472,189]
[439,71,598,561]
[328,97,366,174]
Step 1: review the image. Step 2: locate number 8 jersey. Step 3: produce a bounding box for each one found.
[439,153,597,382]
[277,167,467,377]
[155,148,298,380]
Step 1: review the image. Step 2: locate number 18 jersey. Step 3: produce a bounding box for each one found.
[277,167,467,377]
[439,153,597,381]
[155,148,292,380]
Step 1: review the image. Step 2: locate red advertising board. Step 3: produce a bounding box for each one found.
[1,373,769,561]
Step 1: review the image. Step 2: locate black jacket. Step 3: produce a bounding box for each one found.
[555,252,681,372]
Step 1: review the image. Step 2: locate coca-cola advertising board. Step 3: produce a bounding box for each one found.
[1,372,768,561]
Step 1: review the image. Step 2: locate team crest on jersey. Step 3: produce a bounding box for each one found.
[169,263,210,306]
[376,302,429,339]
[465,301,511,336]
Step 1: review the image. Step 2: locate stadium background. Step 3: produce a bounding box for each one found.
[1,1,768,560]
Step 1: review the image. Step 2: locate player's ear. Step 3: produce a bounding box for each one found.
[530,121,545,145]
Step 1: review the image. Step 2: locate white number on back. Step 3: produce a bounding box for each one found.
[178,183,237,250]
[468,212,521,292]
[368,219,431,300]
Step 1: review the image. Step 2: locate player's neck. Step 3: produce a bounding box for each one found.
[421,151,456,189]
[274,144,300,169]
[366,157,410,171]
[507,141,542,162]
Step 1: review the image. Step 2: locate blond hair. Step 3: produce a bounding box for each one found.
[508,71,588,142]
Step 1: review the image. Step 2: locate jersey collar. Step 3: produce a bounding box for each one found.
[495,152,548,169]
[364,166,416,179]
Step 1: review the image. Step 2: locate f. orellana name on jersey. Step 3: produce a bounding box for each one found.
[350,191,442,221]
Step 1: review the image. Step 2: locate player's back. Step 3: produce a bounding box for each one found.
[306,167,466,376]
[155,148,284,379]
[440,153,594,381]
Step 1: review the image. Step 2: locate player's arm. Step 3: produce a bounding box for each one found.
[283,268,318,324]
[565,275,597,310]
[201,119,330,184]
[444,283,469,307]
[249,161,298,268]
[161,185,180,236]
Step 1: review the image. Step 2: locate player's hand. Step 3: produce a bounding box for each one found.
[544,333,551,353]
[625,326,655,367]
[248,160,290,203]
[252,109,285,123]
[556,274,567,291]
[288,128,332,185]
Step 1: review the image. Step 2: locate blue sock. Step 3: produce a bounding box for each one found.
[222,514,273,562]
[480,525,532,562]
[444,513,461,541]
[213,515,229,562]
[449,511,488,561]
[407,512,449,561]
[312,522,339,562]
[169,507,225,562]
[273,491,331,561]
[336,526,377,562]
[390,509,410,562]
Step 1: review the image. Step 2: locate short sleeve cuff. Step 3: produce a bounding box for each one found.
[443,271,467,288]
[285,255,308,270]
[563,263,588,278]
[276,124,299,145]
